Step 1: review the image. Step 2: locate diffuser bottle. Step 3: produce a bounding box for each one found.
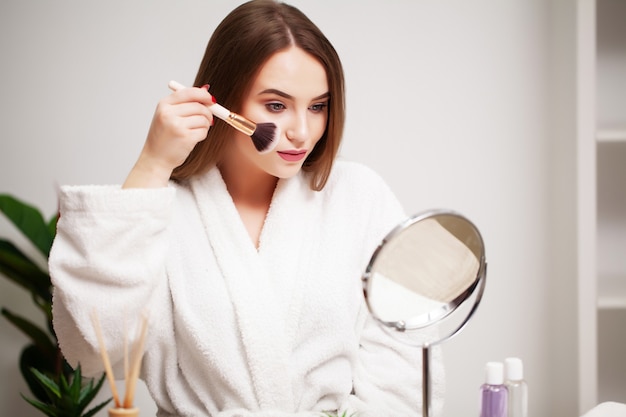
[109,408,139,417]
[480,362,508,417]
[505,357,528,417]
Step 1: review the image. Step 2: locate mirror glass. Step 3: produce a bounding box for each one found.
[363,209,486,339]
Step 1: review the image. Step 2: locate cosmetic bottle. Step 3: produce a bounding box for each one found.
[505,357,528,417]
[480,362,507,417]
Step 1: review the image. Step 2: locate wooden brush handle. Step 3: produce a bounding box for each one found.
[167,80,256,136]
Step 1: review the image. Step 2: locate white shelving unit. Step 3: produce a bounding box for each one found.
[572,0,626,412]
[595,0,626,405]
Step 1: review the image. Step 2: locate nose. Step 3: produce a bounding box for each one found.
[285,112,309,147]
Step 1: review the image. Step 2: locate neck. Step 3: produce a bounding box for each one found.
[218,156,278,249]
[218,155,277,209]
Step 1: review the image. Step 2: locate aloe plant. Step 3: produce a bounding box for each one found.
[23,365,110,417]
[0,193,110,416]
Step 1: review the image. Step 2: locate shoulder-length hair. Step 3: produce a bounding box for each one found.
[170,0,345,191]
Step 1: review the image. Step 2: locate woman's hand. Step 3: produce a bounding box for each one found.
[123,85,214,188]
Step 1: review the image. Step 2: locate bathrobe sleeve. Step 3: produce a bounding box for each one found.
[49,184,176,377]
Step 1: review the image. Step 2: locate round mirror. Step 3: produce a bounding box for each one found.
[361,209,487,417]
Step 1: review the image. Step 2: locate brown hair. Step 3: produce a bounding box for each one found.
[170,0,345,191]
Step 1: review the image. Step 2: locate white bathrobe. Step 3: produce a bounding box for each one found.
[50,160,444,417]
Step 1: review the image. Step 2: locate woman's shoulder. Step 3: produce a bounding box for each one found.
[328,158,383,181]
[319,159,403,215]
[326,158,391,191]
[323,159,407,242]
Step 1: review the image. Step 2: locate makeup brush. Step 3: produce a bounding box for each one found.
[168,80,280,154]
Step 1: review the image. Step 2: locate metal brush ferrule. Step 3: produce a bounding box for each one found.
[226,113,256,136]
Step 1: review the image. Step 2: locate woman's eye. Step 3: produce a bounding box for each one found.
[310,103,328,113]
[266,102,286,112]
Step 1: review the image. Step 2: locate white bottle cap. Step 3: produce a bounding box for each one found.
[505,357,524,381]
[485,362,504,385]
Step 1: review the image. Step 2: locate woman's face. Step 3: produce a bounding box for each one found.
[226,46,329,180]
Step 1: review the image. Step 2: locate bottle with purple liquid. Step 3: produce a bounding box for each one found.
[480,362,508,417]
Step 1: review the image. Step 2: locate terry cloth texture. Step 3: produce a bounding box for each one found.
[50,160,445,417]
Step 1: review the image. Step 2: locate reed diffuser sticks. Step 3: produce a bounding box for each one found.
[90,310,148,415]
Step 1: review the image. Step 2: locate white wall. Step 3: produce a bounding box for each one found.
[0,1,572,416]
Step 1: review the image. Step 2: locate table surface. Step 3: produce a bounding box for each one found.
[582,402,626,417]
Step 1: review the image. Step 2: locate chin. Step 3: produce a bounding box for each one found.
[272,165,304,180]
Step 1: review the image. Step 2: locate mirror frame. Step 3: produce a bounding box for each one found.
[361,209,487,344]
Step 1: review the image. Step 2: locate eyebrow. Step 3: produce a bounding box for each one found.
[258,88,330,101]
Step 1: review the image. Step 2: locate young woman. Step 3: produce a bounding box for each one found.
[49,1,444,416]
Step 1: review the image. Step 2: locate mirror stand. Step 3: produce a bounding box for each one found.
[422,344,431,417]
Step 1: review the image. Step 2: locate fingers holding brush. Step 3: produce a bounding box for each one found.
[148,84,214,156]
[158,85,215,141]
[123,85,214,189]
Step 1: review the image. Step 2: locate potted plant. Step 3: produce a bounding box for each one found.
[0,193,110,416]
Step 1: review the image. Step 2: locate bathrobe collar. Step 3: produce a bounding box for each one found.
[190,167,321,410]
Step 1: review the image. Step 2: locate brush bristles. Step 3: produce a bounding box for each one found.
[251,123,280,154]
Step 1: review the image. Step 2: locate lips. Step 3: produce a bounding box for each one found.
[277,150,307,162]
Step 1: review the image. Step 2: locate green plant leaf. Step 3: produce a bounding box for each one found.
[47,214,58,241]
[0,239,52,305]
[80,372,109,407]
[20,344,57,404]
[82,397,111,417]
[58,371,72,399]
[76,367,91,406]
[29,368,62,400]
[78,370,112,415]
[67,367,82,405]
[0,194,54,258]
[25,364,112,417]
[1,308,56,353]
[21,393,60,417]
[1,193,108,416]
